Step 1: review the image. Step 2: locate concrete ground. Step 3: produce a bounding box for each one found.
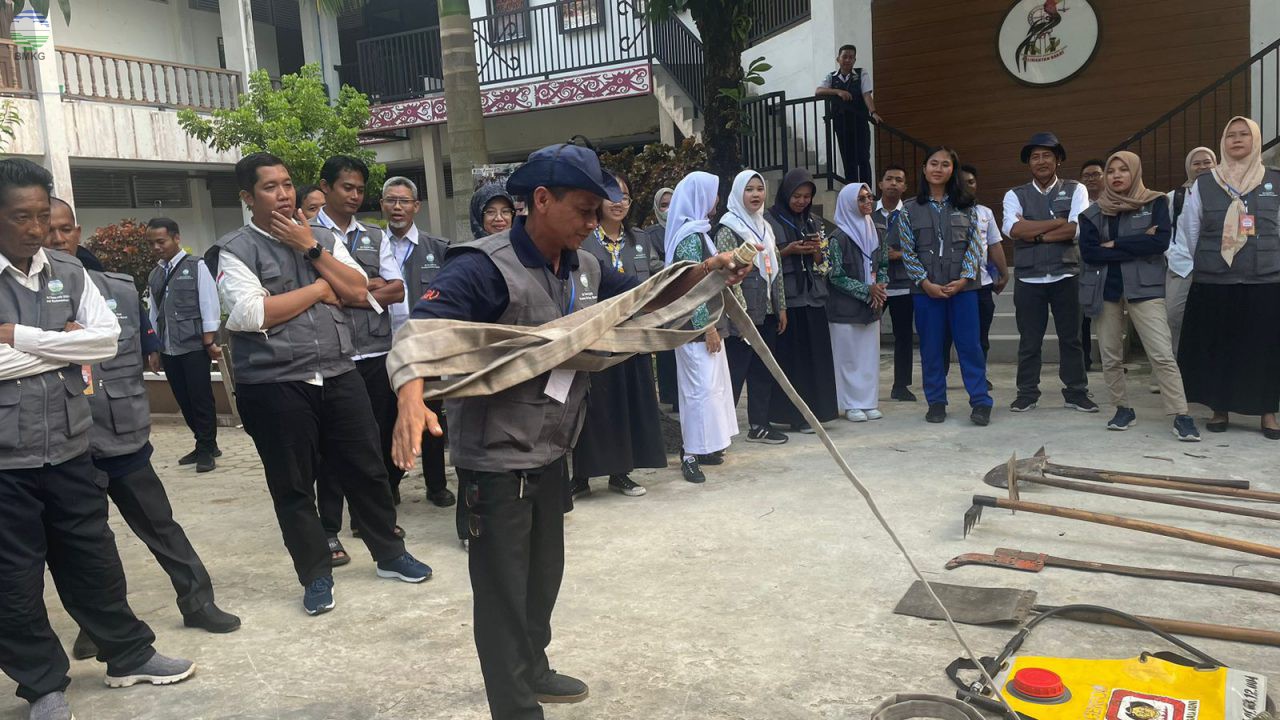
[4,360,1278,720]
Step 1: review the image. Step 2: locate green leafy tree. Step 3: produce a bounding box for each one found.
[645,0,754,191]
[0,100,21,153]
[177,63,385,194]
[601,139,708,227]
[10,0,71,24]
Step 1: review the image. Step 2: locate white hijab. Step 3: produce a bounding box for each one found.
[663,171,720,264]
[719,170,780,290]
[834,182,879,280]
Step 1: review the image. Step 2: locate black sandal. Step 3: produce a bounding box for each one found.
[1206,414,1229,433]
[328,537,350,567]
[1263,420,1280,440]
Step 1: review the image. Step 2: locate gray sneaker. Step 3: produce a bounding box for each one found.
[28,692,72,720]
[105,652,195,688]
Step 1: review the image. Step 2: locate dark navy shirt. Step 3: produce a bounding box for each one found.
[411,217,640,322]
[1079,197,1171,303]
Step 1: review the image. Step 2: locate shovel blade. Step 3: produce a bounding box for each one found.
[894,580,1038,626]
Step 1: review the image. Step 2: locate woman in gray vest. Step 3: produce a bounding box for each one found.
[1176,117,1280,439]
[826,183,888,422]
[470,182,516,238]
[765,168,840,432]
[570,171,667,498]
[716,170,788,444]
[896,147,993,425]
[1078,151,1200,440]
[1164,146,1216,355]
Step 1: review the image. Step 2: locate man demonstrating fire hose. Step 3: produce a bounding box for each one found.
[389,143,752,720]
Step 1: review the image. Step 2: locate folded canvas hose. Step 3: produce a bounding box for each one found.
[388,258,1017,717]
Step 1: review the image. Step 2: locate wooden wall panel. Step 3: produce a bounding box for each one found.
[871,0,1251,209]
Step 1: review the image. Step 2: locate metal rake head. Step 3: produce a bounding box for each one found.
[963,502,984,538]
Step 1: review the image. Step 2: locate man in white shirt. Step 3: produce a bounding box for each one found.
[145,218,223,471]
[209,152,432,616]
[872,164,916,400]
[944,165,1009,374]
[381,176,455,514]
[1001,132,1097,413]
[0,158,194,720]
[816,44,882,184]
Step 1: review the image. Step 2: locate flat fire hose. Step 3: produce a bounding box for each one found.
[388,258,1017,717]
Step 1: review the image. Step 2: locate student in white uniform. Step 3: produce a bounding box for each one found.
[664,171,739,484]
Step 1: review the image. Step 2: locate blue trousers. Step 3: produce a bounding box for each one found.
[913,291,992,408]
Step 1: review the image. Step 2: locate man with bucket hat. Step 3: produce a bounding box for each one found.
[1001,132,1096,413]
[390,141,753,720]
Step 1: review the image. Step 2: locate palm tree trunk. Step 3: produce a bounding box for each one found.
[439,0,489,241]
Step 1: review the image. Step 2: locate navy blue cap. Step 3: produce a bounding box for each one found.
[506,143,623,202]
[1021,132,1066,164]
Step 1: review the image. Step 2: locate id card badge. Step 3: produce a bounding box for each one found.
[1240,214,1257,236]
[82,365,94,395]
[544,369,576,404]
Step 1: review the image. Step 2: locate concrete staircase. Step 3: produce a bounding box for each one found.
[651,66,703,140]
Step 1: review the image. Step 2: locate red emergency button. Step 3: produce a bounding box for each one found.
[1011,667,1067,700]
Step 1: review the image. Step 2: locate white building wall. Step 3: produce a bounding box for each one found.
[50,0,279,76]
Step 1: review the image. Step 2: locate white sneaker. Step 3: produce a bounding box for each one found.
[845,409,868,422]
[863,408,883,420]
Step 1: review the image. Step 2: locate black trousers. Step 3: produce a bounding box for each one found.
[726,314,779,429]
[160,350,218,452]
[887,293,915,390]
[655,350,678,408]
[458,458,567,720]
[237,371,405,586]
[833,113,873,184]
[101,455,215,615]
[1013,277,1089,403]
[0,454,156,702]
[1081,316,1094,369]
[317,358,446,534]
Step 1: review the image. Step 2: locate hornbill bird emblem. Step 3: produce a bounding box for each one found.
[1015,0,1064,72]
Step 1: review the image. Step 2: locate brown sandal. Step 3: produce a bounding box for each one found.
[328,537,350,567]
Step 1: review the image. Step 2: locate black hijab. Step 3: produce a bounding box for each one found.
[770,168,817,227]
[469,182,515,239]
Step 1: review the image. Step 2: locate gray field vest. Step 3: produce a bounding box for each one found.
[1192,169,1280,284]
[444,231,602,472]
[0,250,94,470]
[826,229,881,325]
[87,270,151,458]
[582,229,654,282]
[874,205,912,291]
[902,198,976,294]
[313,219,392,357]
[398,228,451,311]
[766,210,829,308]
[206,225,354,385]
[1011,179,1083,277]
[1077,202,1167,319]
[147,252,205,355]
[715,226,781,331]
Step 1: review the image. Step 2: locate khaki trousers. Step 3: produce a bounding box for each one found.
[1096,297,1188,415]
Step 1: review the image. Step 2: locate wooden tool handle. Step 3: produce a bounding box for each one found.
[1034,605,1280,647]
[1025,474,1280,522]
[1043,462,1250,489]
[1045,556,1280,596]
[973,495,1280,560]
[1047,465,1279,503]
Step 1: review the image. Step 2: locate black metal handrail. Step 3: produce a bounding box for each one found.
[741,91,932,188]
[1110,36,1280,191]
[355,26,443,103]
[747,0,810,46]
[651,15,705,115]
[471,0,650,86]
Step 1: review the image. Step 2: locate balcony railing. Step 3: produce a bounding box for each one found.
[58,48,243,112]
[651,15,704,114]
[351,0,650,102]
[747,0,810,45]
[0,39,39,98]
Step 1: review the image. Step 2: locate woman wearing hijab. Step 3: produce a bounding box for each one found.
[827,183,888,422]
[1078,152,1199,440]
[896,147,993,425]
[645,186,679,407]
[1164,147,1217,354]
[570,171,667,498]
[764,168,840,432]
[715,170,788,444]
[1176,117,1280,439]
[469,182,516,238]
[665,172,739,483]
